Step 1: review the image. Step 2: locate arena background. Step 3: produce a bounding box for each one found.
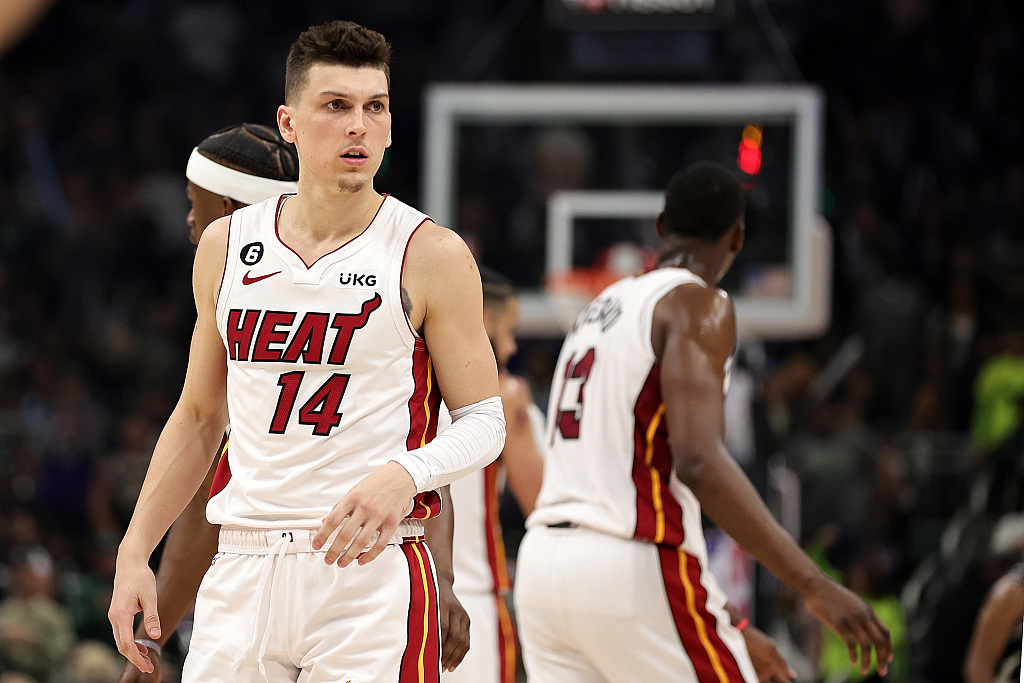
[0,1,1023,681]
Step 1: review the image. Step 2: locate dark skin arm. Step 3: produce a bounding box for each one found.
[653,283,892,676]
[497,373,544,516]
[424,485,471,672]
[963,572,1024,683]
[724,603,795,683]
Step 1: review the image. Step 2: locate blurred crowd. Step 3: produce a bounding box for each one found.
[0,0,1022,681]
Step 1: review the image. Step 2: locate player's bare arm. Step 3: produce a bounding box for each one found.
[405,223,500,407]
[963,573,1024,683]
[145,452,222,645]
[723,602,795,683]
[742,627,797,683]
[109,216,231,673]
[424,485,472,672]
[654,282,893,676]
[498,373,544,515]
[313,222,503,568]
[119,451,222,683]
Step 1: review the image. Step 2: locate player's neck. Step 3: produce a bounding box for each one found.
[658,244,715,282]
[282,181,383,247]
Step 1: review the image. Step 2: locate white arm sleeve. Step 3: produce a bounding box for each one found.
[391,396,506,493]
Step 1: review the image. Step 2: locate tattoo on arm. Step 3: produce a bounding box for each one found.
[402,287,413,318]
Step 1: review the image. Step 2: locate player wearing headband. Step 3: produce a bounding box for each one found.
[182,124,300,246]
[110,20,503,682]
[117,122,468,682]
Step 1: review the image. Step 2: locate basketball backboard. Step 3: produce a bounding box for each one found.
[423,84,830,340]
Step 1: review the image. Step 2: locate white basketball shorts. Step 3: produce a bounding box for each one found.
[441,591,516,683]
[182,526,441,683]
[513,525,757,683]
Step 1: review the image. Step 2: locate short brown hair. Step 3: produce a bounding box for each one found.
[284,20,391,104]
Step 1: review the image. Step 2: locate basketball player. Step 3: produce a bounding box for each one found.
[445,267,545,683]
[117,124,470,682]
[109,20,504,683]
[514,161,893,682]
[454,267,794,683]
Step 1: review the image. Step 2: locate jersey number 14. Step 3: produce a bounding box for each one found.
[270,372,351,436]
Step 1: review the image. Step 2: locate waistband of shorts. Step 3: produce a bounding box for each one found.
[218,520,425,555]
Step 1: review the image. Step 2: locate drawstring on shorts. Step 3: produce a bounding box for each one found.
[233,532,291,681]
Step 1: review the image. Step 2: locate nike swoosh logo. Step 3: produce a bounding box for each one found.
[242,270,281,285]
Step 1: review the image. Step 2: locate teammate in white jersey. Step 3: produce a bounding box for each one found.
[456,268,796,683]
[116,123,470,682]
[109,20,504,683]
[514,161,892,682]
[446,267,546,683]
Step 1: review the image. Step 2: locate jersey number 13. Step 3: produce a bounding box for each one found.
[554,348,596,441]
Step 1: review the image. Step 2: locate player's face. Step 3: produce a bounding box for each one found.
[484,297,520,370]
[186,181,230,246]
[278,64,391,194]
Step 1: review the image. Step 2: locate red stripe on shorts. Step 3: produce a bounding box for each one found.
[658,546,746,683]
[495,593,517,683]
[483,463,511,593]
[399,541,441,683]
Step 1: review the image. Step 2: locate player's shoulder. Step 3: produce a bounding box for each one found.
[988,569,1024,605]
[498,373,534,437]
[200,214,231,245]
[408,220,469,256]
[498,372,531,408]
[654,278,735,341]
[193,216,231,297]
[405,220,477,283]
[195,216,230,268]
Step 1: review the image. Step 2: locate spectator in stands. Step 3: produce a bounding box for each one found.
[786,388,876,542]
[971,320,1024,455]
[0,547,75,681]
[87,412,158,541]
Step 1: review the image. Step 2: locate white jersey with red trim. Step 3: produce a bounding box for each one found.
[528,267,732,551]
[207,194,442,529]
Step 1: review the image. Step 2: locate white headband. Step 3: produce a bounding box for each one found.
[185,148,298,205]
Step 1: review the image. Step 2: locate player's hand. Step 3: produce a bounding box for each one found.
[314,461,418,567]
[742,625,796,683]
[801,576,893,676]
[437,577,471,672]
[108,556,160,674]
[117,644,162,682]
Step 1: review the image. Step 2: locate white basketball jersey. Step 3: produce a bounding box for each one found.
[529,268,732,554]
[207,194,441,528]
